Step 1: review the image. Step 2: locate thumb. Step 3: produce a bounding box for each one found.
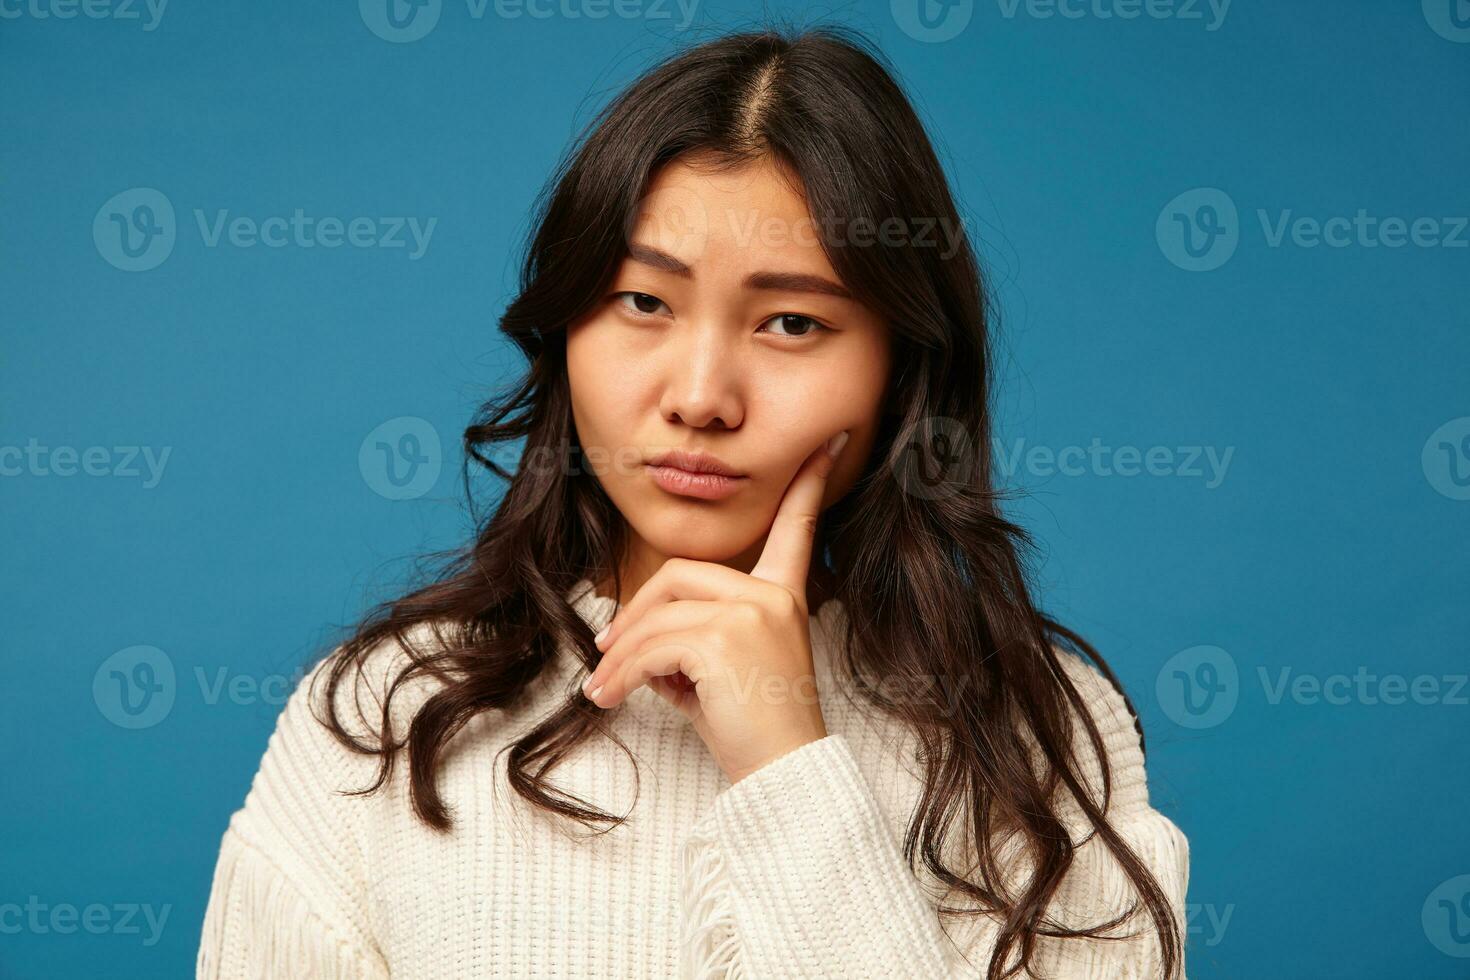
[749,429,850,599]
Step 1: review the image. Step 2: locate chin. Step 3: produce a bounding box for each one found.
[634,511,761,564]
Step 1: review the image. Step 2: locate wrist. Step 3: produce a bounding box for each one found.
[724,725,829,785]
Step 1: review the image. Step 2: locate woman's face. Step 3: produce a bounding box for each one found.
[566,152,892,588]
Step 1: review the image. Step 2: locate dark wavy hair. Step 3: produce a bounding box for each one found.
[314,23,1181,980]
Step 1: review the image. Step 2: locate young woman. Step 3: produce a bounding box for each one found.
[198,26,1188,980]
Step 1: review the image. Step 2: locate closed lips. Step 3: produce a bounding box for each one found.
[647,451,744,477]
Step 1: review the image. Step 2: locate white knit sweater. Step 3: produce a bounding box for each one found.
[197,578,1190,979]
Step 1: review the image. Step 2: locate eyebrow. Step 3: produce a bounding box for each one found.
[626,242,854,301]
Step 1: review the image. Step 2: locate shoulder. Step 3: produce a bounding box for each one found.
[282,621,445,754]
[226,622,454,837]
[1045,643,1162,823]
[1041,646,1192,965]
[301,620,457,743]
[240,618,577,822]
[200,633,429,979]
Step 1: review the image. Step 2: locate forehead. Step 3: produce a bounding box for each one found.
[627,153,839,280]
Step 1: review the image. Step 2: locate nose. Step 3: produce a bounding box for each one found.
[656,322,745,430]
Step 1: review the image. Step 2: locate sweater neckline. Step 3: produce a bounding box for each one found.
[564,577,847,726]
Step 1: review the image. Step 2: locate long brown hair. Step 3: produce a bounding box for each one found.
[315,24,1181,980]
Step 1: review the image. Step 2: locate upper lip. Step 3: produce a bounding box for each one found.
[648,449,745,477]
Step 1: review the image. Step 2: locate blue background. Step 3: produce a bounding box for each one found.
[3,1,1466,976]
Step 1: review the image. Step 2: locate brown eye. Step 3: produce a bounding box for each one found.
[615,292,669,316]
[759,313,829,338]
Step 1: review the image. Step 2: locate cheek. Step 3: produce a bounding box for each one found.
[567,321,622,420]
[811,342,890,493]
[800,341,890,430]
[567,320,650,470]
[745,357,882,493]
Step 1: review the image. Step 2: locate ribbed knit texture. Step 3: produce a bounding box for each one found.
[198,579,1190,979]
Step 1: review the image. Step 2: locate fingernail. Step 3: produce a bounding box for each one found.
[594,624,610,645]
[826,430,850,458]
[586,683,604,704]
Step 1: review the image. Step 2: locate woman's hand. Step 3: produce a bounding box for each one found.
[581,429,851,784]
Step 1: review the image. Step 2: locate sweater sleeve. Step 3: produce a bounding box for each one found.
[677,655,1190,979]
[197,654,391,980]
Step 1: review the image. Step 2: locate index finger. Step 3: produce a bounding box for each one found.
[749,429,849,599]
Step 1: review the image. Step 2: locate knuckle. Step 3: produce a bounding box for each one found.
[701,629,730,655]
[733,601,765,626]
[749,588,797,621]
